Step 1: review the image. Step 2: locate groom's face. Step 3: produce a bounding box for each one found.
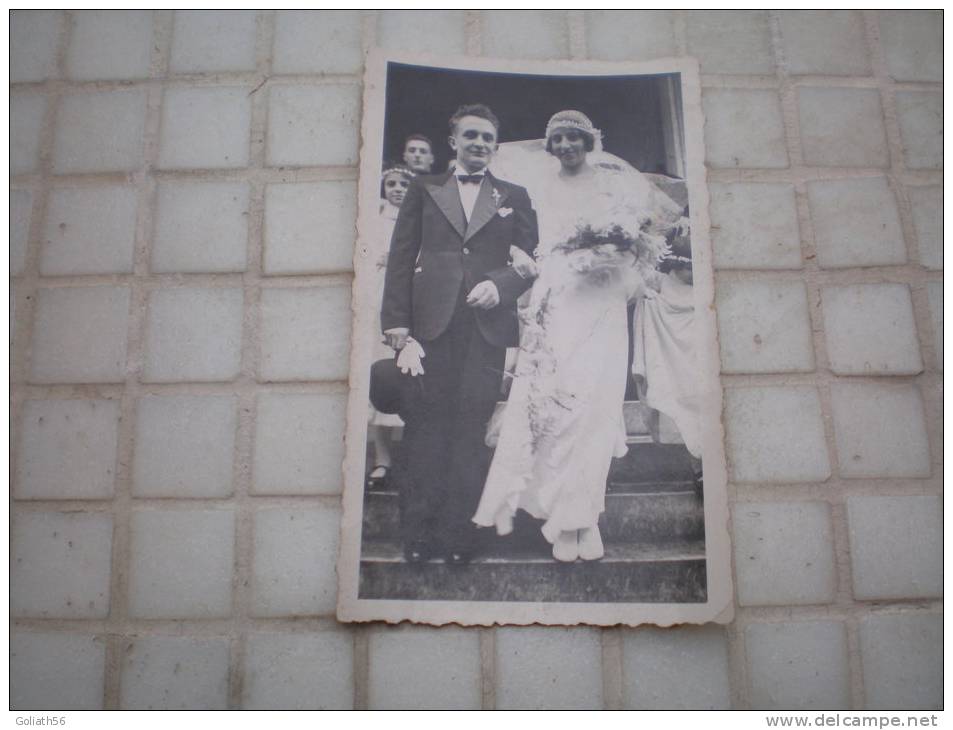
[448,115,498,173]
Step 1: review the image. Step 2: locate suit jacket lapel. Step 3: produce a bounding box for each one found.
[464,174,510,243]
[424,173,466,240]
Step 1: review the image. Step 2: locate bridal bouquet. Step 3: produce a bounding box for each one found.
[552,211,670,277]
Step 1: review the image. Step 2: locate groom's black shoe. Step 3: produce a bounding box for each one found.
[404,540,432,563]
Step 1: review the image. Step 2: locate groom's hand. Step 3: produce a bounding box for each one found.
[466,281,501,309]
[384,327,410,350]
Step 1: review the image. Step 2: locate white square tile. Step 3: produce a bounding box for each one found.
[807,177,906,268]
[734,502,836,606]
[926,281,942,370]
[746,621,850,710]
[778,11,870,76]
[586,11,676,61]
[496,627,602,710]
[30,286,130,384]
[11,10,61,83]
[250,506,340,617]
[717,280,814,373]
[15,399,119,500]
[243,631,353,710]
[128,508,234,618]
[880,10,943,82]
[133,395,237,498]
[120,636,230,710]
[685,10,774,74]
[158,87,251,170]
[908,186,942,270]
[830,383,930,479]
[724,386,831,483]
[482,10,569,59]
[798,87,888,168]
[152,181,249,273]
[12,93,47,175]
[264,181,356,274]
[847,496,942,600]
[66,10,153,81]
[895,92,942,170]
[703,89,788,169]
[53,90,146,173]
[369,626,481,710]
[12,511,113,618]
[259,285,351,382]
[11,632,105,710]
[859,613,942,710]
[709,183,802,269]
[41,185,138,276]
[266,85,360,167]
[822,284,922,375]
[170,10,258,73]
[252,393,346,495]
[377,11,466,55]
[272,10,363,74]
[622,626,730,709]
[143,287,244,383]
[11,189,33,276]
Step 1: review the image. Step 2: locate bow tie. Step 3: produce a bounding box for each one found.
[456,174,484,184]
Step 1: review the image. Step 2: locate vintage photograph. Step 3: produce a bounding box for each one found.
[338,51,731,626]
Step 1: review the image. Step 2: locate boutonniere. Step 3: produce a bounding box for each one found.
[497,207,513,218]
[491,188,502,207]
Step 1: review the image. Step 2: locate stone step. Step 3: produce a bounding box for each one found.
[361,488,704,544]
[607,442,697,486]
[357,539,707,603]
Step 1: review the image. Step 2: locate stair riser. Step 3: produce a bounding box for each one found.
[361,492,704,543]
[358,558,707,603]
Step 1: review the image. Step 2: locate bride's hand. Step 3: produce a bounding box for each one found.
[509,246,538,279]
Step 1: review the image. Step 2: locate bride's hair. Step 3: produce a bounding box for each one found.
[544,110,600,154]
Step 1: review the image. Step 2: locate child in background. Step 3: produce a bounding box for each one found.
[367,165,415,488]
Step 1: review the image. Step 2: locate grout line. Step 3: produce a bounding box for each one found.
[13,599,940,638]
[464,10,482,56]
[479,627,496,709]
[567,11,587,60]
[726,619,748,709]
[672,10,687,56]
[228,8,275,710]
[353,626,370,709]
[601,627,624,709]
[98,10,170,709]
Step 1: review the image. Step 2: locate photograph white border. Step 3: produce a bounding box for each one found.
[337,48,733,627]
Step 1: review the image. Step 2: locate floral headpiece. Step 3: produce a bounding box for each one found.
[381,166,416,180]
[544,110,602,142]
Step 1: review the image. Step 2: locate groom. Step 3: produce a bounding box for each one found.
[381,104,538,565]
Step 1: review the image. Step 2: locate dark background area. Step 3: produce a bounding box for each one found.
[383,62,679,176]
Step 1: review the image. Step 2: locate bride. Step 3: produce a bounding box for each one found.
[472,110,683,562]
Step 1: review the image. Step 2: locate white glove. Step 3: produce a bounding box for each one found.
[395,337,426,376]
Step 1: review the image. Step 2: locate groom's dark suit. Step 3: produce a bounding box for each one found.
[381,170,538,554]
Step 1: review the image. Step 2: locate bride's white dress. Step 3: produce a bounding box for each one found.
[472,164,679,543]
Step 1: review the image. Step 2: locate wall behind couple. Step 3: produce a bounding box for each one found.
[383,63,682,177]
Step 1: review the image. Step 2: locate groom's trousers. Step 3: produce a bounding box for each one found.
[394,287,505,551]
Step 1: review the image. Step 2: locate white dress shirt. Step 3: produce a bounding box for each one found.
[455,174,484,223]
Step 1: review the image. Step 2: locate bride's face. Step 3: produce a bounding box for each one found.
[549,127,587,170]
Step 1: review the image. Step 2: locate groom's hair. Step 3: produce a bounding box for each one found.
[448,104,500,135]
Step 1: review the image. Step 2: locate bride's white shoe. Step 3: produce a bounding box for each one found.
[553,530,579,562]
[578,526,604,561]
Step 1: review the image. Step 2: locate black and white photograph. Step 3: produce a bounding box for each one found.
[338,51,731,626]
